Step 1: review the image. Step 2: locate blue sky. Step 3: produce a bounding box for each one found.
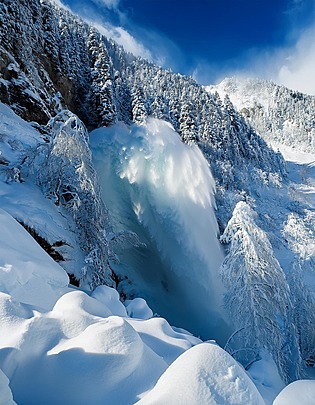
[56,0,315,94]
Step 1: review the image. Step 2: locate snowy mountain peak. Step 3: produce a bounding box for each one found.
[208,76,315,153]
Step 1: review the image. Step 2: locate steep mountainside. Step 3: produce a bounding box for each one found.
[209,77,315,153]
[0,0,286,230]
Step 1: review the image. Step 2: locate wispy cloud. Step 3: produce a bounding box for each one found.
[89,0,120,9]
[236,0,315,95]
[94,23,153,60]
[234,24,315,96]
[50,0,71,10]
[193,0,315,95]
[58,0,185,70]
[57,0,154,61]
[276,25,315,95]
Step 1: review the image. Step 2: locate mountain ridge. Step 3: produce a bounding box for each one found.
[208,76,315,153]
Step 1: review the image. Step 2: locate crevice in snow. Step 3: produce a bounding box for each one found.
[18,220,66,263]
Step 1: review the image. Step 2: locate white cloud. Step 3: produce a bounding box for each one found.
[212,24,315,96]
[50,0,71,10]
[90,0,120,10]
[93,23,153,60]
[57,0,153,61]
[277,26,315,95]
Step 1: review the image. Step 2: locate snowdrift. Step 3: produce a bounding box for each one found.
[0,209,200,404]
[273,380,315,405]
[0,208,68,309]
[136,343,265,405]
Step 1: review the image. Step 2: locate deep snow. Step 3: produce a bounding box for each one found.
[136,343,265,405]
[0,206,196,404]
[0,203,264,405]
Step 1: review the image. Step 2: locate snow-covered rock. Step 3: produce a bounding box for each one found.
[136,343,265,405]
[125,297,153,320]
[273,380,315,405]
[92,285,128,317]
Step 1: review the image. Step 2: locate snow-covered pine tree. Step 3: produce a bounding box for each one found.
[220,201,302,382]
[36,110,115,288]
[150,95,169,121]
[287,261,315,367]
[169,98,181,131]
[90,38,116,127]
[179,101,198,144]
[131,85,147,124]
[113,70,132,123]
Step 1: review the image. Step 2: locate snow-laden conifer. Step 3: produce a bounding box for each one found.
[220,201,302,382]
[36,110,115,288]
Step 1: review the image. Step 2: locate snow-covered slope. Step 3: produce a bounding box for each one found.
[207,77,315,153]
[0,190,291,404]
[0,208,68,308]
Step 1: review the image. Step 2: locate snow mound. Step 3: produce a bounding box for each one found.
[273,380,315,405]
[127,316,201,365]
[92,285,127,317]
[126,297,153,319]
[136,343,265,405]
[3,292,166,405]
[0,208,69,309]
[0,180,208,404]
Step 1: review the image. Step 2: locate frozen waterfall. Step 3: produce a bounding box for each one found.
[90,118,231,342]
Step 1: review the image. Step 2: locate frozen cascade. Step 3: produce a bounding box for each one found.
[90,118,231,342]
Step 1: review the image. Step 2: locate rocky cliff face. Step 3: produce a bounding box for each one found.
[0,0,116,126]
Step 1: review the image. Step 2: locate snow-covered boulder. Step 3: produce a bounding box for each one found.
[136,343,265,405]
[125,297,153,319]
[273,380,315,405]
[92,285,127,317]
